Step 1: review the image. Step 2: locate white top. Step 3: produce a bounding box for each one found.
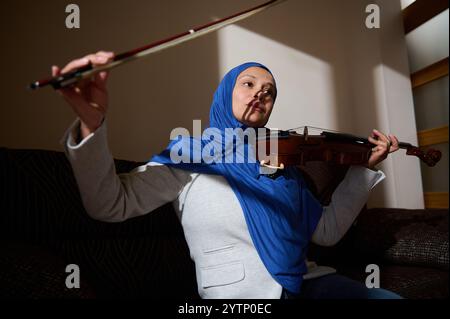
[61,119,385,299]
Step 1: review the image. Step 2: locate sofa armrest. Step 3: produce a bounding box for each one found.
[352,208,449,270]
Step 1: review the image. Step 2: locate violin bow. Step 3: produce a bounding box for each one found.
[29,0,287,90]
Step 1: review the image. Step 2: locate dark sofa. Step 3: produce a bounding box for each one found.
[0,147,448,299]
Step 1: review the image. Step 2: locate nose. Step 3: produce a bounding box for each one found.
[254,89,268,101]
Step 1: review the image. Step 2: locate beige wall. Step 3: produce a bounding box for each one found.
[0,0,423,208]
[405,9,449,73]
[216,0,423,208]
[0,0,224,160]
[406,9,449,196]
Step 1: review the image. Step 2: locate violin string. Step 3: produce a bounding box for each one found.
[287,126,343,134]
[287,126,371,141]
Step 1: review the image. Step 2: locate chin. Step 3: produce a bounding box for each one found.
[237,113,268,128]
[243,119,267,128]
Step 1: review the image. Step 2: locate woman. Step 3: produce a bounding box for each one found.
[53,51,402,299]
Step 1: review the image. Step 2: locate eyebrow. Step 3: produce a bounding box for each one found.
[238,74,275,87]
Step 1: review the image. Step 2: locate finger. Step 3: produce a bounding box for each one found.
[98,71,108,81]
[60,86,105,123]
[59,86,91,114]
[90,55,109,66]
[78,55,110,90]
[60,53,107,75]
[52,66,66,95]
[373,129,392,152]
[368,136,381,145]
[61,57,91,74]
[69,77,91,93]
[371,146,387,153]
[94,71,109,89]
[88,84,108,113]
[389,134,400,152]
[95,51,115,59]
[389,134,399,146]
[95,71,109,81]
[51,65,61,77]
[373,129,390,144]
[79,54,109,67]
[90,54,113,88]
[91,52,114,64]
[92,56,113,88]
[369,137,389,154]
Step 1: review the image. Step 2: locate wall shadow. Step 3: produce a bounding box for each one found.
[217,0,410,136]
[0,0,222,161]
[0,0,411,164]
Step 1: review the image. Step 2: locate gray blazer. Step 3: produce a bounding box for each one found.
[61,119,385,298]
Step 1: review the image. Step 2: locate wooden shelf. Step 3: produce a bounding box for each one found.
[418,126,449,147]
[424,192,449,209]
[403,0,449,34]
[411,57,449,89]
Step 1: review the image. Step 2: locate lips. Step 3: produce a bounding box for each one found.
[248,100,265,113]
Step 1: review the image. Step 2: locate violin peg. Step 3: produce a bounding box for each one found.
[259,160,285,170]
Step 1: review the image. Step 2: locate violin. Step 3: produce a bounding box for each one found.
[257,126,442,170]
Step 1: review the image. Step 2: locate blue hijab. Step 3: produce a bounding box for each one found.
[151,62,323,293]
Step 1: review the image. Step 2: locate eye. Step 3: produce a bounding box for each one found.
[263,88,275,97]
[243,81,253,88]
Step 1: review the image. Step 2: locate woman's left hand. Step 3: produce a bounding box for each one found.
[366,129,400,169]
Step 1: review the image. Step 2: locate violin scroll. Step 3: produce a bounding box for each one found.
[406,146,442,167]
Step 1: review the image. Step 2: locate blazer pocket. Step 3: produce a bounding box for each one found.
[202,244,235,255]
[200,261,245,288]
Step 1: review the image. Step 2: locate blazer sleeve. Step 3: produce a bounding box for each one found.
[60,118,191,222]
[311,165,385,246]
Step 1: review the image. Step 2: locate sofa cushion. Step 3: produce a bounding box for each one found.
[0,147,198,298]
[0,241,95,298]
[353,208,449,270]
[336,263,449,299]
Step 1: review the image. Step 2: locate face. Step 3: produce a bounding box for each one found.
[232,67,276,128]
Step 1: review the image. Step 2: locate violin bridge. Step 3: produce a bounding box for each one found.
[303,126,309,141]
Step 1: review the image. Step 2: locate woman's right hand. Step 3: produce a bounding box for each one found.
[52,51,115,138]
